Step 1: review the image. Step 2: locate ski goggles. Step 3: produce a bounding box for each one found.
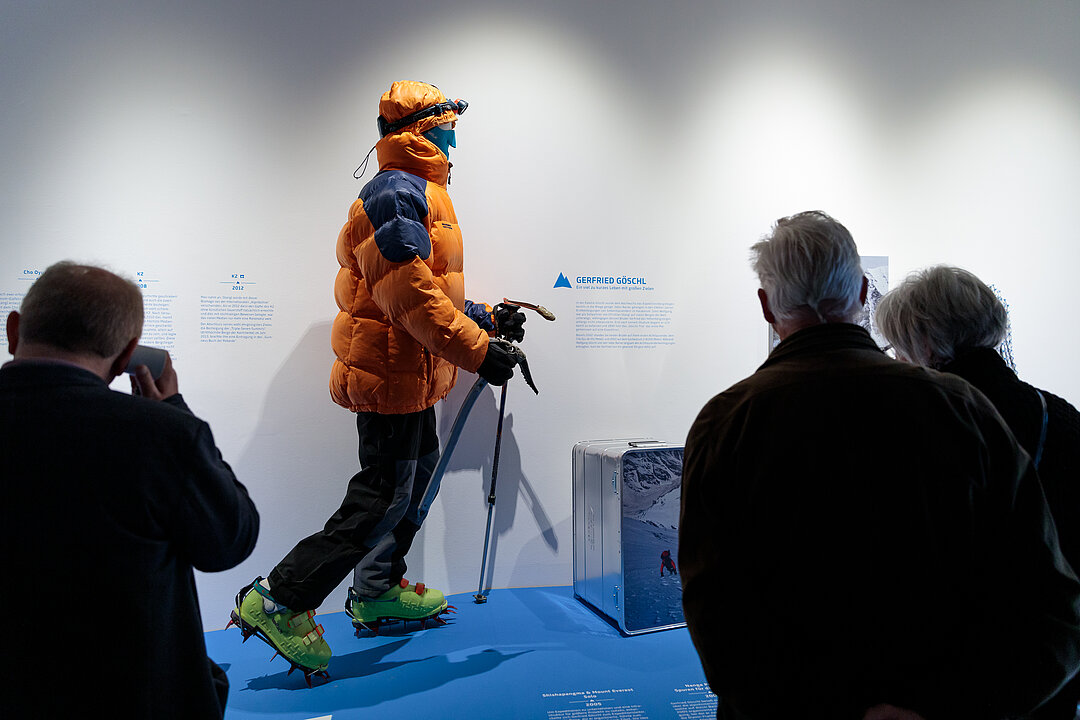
[377,98,468,137]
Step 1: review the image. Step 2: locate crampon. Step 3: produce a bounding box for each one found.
[345,581,457,637]
[225,579,332,687]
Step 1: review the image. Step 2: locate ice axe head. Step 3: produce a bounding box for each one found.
[503,298,556,322]
[488,337,538,394]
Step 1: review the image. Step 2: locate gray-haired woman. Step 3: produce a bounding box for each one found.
[877,265,1080,720]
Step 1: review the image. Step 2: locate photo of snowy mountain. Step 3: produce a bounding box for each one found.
[860,256,889,348]
[620,447,685,633]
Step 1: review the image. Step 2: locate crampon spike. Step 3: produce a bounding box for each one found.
[350,606,454,636]
[305,670,330,688]
[233,622,254,643]
[290,663,328,688]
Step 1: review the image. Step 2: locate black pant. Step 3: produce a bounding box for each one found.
[267,407,439,611]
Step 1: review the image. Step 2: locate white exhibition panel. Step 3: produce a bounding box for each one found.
[3,1,1079,629]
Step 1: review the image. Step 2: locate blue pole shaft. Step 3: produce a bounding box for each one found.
[475,382,509,602]
[415,376,488,521]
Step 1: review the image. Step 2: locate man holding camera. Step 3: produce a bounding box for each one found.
[1,261,259,718]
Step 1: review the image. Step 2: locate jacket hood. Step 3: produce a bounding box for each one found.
[379,81,460,138]
[375,81,460,184]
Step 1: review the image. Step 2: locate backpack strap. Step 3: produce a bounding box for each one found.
[1034,389,1049,470]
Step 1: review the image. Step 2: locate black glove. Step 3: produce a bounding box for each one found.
[493,303,527,343]
[477,339,516,386]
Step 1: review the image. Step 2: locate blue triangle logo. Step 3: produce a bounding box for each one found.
[554,272,572,289]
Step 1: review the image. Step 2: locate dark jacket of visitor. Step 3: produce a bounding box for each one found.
[680,323,1080,720]
[0,361,259,719]
[942,347,1080,574]
[941,347,1080,720]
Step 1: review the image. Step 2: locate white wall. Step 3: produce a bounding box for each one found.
[3,0,1078,629]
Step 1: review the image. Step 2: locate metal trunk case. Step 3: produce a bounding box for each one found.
[572,439,685,635]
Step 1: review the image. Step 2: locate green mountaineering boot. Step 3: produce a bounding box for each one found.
[227,578,331,685]
[345,578,456,634]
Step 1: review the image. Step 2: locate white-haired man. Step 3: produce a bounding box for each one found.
[680,211,1080,719]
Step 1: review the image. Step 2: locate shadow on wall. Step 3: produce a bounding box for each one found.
[222,321,360,611]
[429,374,558,590]
[211,331,559,618]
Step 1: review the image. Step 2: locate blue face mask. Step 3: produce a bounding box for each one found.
[423,124,457,158]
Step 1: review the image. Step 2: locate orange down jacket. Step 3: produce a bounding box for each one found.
[330,103,489,414]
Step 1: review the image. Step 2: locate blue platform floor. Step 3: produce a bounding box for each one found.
[206,586,718,720]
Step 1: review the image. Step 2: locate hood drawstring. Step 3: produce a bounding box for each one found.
[353,143,377,181]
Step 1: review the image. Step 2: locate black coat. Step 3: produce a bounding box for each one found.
[943,348,1080,720]
[942,348,1080,574]
[0,361,259,719]
[680,324,1080,720]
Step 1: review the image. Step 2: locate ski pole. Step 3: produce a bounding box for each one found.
[423,298,550,508]
[474,380,509,604]
[415,376,489,524]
